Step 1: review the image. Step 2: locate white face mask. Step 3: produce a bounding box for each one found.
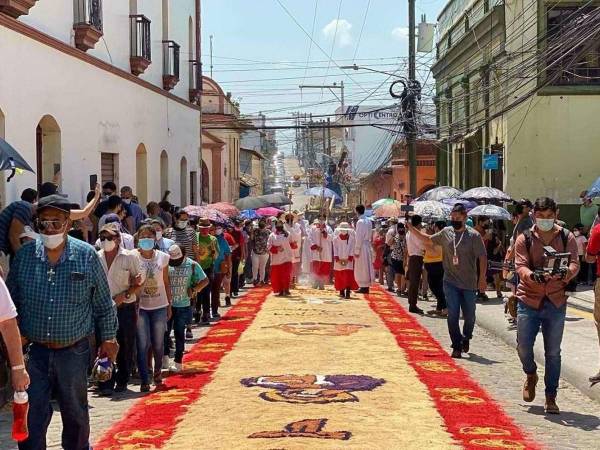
[536,218,555,232]
[40,231,65,250]
[102,240,116,252]
[177,221,188,229]
[156,231,163,240]
[122,198,131,205]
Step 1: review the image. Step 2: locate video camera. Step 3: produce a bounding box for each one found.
[539,246,571,277]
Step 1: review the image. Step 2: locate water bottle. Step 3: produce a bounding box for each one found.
[12,391,29,442]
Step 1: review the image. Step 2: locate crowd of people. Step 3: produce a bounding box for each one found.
[0,180,598,447]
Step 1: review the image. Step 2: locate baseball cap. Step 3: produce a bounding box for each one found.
[168,244,184,261]
[99,222,120,236]
[37,194,72,213]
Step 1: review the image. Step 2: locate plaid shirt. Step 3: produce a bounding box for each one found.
[7,236,117,346]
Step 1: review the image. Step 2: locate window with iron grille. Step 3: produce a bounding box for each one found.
[74,0,103,31]
[163,40,180,79]
[130,15,151,61]
[546,6,600,86]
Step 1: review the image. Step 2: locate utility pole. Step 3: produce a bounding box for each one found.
[408,0,417,197]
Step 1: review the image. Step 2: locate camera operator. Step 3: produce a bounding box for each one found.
[514,197,579,415]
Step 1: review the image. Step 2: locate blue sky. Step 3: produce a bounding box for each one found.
[202,0,445,151]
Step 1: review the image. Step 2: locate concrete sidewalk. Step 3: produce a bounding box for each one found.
[474,290,600,404]
[568,285,596,313]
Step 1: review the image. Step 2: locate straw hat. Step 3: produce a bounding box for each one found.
[337,221,352,231]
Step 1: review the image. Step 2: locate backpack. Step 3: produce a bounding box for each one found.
[523,228,578,293]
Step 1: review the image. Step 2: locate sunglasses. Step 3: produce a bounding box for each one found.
[36,219,67,232]
[99,235,116,242]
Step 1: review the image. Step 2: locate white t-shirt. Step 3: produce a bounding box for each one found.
[135,250,170,310]
[575,234,588,257]
[0,277,17,322]
[406,230,426,257]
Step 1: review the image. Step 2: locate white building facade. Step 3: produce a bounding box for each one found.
[0,0,201,208]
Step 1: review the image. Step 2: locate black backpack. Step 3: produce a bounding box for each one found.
[523,228,578,293]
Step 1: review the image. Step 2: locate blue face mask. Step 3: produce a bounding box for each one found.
[138,238,155,251]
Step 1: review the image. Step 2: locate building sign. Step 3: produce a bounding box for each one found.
[344,106,400,122]
[482,153,499,170]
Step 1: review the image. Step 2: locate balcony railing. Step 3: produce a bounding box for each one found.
[129,14,151,76]
[189,59,201,103]
[162,40,180,91]
[73,0,103,52]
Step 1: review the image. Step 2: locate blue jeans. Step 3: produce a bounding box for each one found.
[171,306,192,363]
[21,339,91,450]
[443,281,477,350]
[136,307,168,384]
[517,300,566,396]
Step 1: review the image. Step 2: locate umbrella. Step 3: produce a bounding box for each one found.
[441,198,478,211]
[586,177,600,198]
[303,186,342,200]
[415,186,463,202]
[255,207,283,217]
[235,196,270,210]
[374,203,402,218]
[207,202,239,218]
[0,137,35,182]
[258,193,292,207]
[468,204,512,221]
[240,209,260,220]
[183,205,232,226]
[412,200,452,220]
[372,198,399,209]
[459,186,513,202]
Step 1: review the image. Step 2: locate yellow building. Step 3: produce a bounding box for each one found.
[433,0,600,222]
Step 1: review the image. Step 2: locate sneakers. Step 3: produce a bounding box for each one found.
[544,395,560,414]
[169,362,183,373]
[523,373,538,402]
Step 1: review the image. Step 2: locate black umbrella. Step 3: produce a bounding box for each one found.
[415,186,463,202]
[0,137,34,182]
[258,193,292,207]
[234,196,270,210]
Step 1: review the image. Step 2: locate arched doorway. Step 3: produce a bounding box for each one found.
[160,150,169,199]
[135,144,148,207]
[36,115,61,189]
[180,157,188,207]
[201,160,209,203]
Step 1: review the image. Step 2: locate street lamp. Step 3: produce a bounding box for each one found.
[340,64,407,80]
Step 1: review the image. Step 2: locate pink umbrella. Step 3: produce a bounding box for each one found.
[255,207,283,217]
[374,203,402,218]
[183,205,232,226]
[207,202,240,218]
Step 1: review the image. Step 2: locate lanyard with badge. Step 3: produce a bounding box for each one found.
[453,230,465,265]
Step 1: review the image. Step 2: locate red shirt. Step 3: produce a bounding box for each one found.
[228,228,244,260]
[586,223,600,276]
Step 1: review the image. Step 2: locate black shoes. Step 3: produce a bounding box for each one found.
[451,349,462,359]
[409,306,424,315]
[462,339,470,354]
[356,287,369,294]
[345,289,351,299]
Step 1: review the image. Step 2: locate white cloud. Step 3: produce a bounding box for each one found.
[391,27,409,41]
[322,19,353,48]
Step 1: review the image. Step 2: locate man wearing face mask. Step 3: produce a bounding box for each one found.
[166,211,199,263]
[121,186,145,232]
[7,195,118,449]
[407,204,487,358]
[333,222,358,298]
[96,223,142,395]
[308,217,333,290]
[514,197,579,415]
